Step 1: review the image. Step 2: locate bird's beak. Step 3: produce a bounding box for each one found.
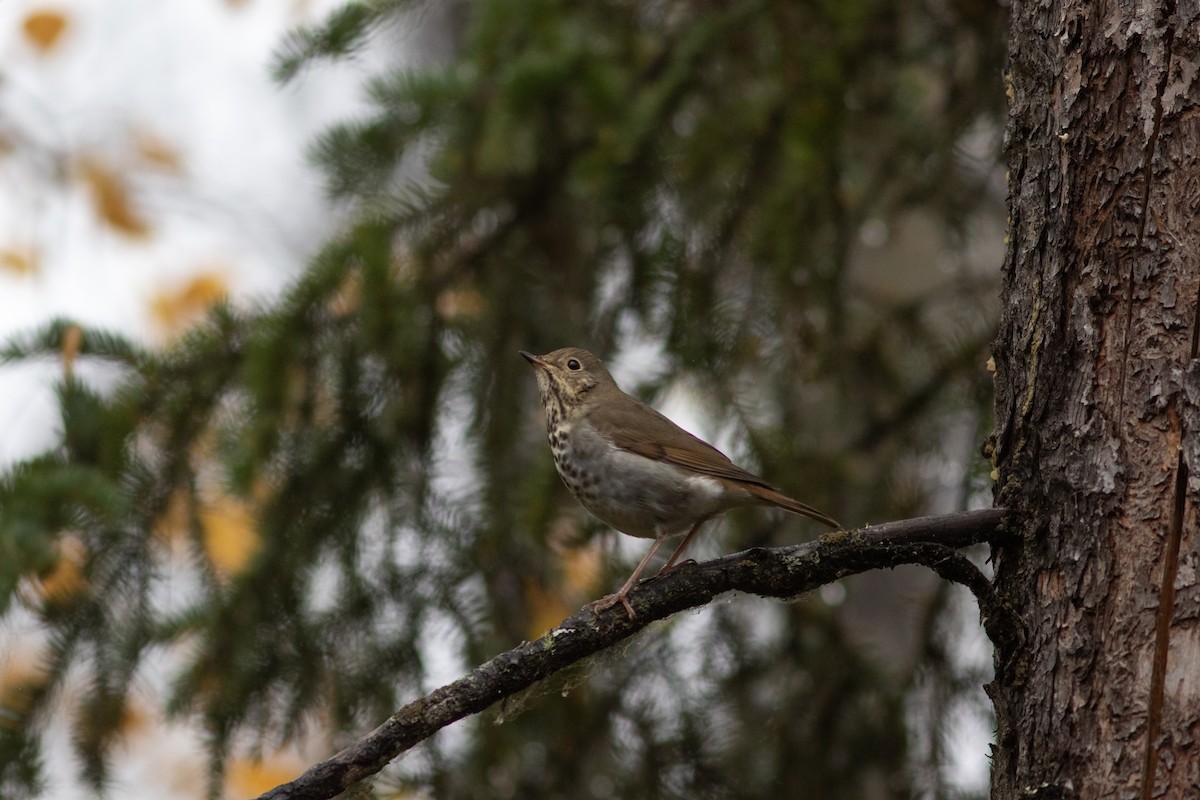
[520,350,550,369]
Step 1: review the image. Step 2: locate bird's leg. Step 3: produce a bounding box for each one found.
[656,520,706,575]
[588,535,670,619]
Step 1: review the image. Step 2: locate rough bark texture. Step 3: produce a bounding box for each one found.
[992,1,1200,798]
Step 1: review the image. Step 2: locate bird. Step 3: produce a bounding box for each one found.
[521,347,840,618]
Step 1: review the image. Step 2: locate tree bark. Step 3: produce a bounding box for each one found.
[992,1,1200,798]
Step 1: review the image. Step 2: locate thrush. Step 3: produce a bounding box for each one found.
[521,347,840,618]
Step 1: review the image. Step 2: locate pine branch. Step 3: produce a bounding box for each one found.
[256,508,1008,800]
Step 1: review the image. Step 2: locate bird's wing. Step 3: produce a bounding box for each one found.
[586,395,775,489]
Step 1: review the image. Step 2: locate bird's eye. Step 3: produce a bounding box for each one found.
[567,358,581,371]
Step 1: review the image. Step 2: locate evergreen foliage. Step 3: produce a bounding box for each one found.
[0,1,1005,797]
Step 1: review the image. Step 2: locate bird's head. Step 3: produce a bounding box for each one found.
[520,347,618,424]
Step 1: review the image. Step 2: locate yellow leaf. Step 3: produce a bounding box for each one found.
[523,577,573,639]
[327,269,360,319]
[154,489,193,545]
[116,697,151,738]
[79,156,150,237]
[61,323,82,379]
[225,756,303,796]
[561,545,603,597]
[134,131,184,173]
[545,514,603,597]
[200,497,260,575]
[35,534,89,603]
[0,245,39,275]
[435,286,486,321]
[0,649,51,730]
[151,272,229,333]
[22,10,68,53]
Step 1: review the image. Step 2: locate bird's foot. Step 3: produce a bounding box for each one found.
[587,590,636,619]
[655,558,697,577]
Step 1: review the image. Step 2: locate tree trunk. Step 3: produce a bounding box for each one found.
[991,1,1200,798]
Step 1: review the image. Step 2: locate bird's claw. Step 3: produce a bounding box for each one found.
[587,591,637,619]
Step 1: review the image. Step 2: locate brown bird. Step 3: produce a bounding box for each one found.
[521,347,840,618]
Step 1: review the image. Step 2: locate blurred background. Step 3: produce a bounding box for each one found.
[0,1,1007,798]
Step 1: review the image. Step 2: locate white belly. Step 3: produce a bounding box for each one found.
[550,421,744,538]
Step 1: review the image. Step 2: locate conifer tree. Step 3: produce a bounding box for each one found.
[0,1,1006,797]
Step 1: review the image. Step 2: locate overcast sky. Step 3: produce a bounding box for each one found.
[0,0,367,466]
[0,2,371,796]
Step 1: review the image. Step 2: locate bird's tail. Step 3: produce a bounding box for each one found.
[746,485,841,529]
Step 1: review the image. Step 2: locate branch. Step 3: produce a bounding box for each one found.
[256,508,1008,800]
